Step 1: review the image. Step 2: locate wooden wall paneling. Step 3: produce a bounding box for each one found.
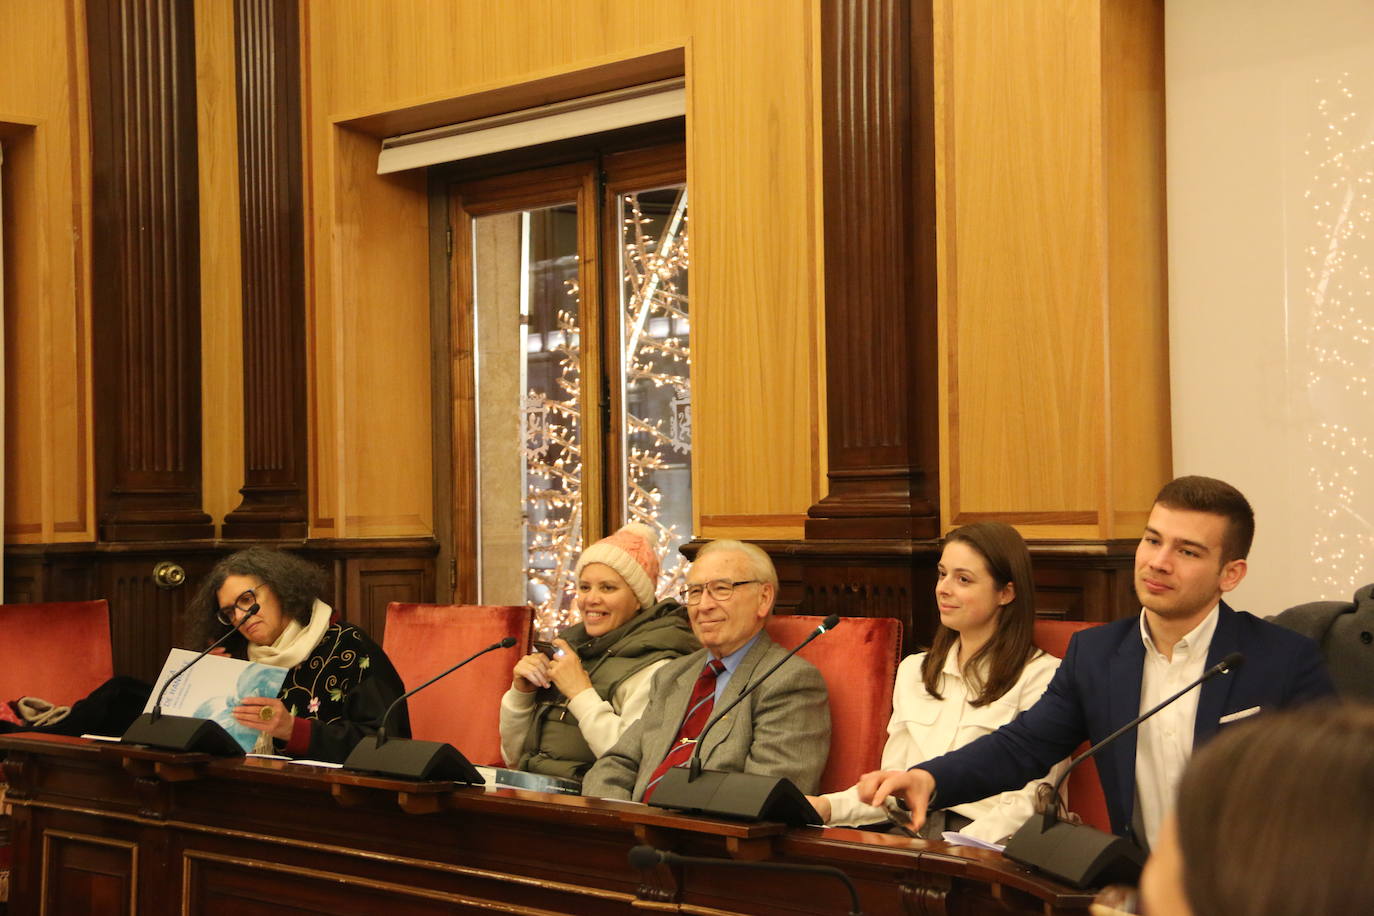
[688,0,826,543]
[343,555,436,642]
[42,831,138,915]
[935,0,1169,538]
[86,0,214,542]
[195,0,246,533]
[1,0,94,545]
[805,0,939,542]
[1103,0,1171,537]
[220,0,310,540]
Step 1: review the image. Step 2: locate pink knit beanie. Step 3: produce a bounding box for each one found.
[575,523,661,610]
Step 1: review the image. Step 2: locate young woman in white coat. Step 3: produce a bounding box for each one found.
[808,521,1064,844]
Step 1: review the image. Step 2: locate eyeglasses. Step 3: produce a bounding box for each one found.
[216,587,262,626]
[682,579,760,606]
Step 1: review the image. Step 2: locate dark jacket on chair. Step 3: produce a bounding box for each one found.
[1274,583,1374,701]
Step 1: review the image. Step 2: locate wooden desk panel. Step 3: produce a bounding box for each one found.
[0,734,1093,915]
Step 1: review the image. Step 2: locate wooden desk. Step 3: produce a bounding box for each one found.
[0,734,1093,915]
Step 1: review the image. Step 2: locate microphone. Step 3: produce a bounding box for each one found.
[343,636,519,782]
[1002,651,1246,888]
[120,608,263,756]
[629,845,863,916]
[647,615,840,826]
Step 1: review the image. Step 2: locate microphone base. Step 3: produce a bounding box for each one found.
[648,768,821,826]
[343,737,485,784]
[1002,813,1145,889]
[120,714,245,757]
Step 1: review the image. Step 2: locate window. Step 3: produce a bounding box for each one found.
[444,143,690,638]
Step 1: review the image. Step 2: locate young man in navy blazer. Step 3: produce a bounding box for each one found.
[859,476,1335,850]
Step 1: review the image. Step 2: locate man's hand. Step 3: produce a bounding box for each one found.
[856,768,936,831]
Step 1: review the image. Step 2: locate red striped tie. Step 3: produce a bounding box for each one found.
[643,659,726,801]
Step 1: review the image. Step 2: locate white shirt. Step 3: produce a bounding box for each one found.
[821,648,1065,844]
[499,659,672,766]
[1135,603,1220,848]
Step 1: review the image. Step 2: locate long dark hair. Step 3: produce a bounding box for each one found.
[186,546,328,654]
[921,521,1039,707]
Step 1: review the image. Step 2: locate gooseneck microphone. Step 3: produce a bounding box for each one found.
[1002,651,1246,888]
[629,846,863,916]
[647,614,841,825]
[688,614,841,779]
[120,608,263,756]
[1042,651,1245,829]
[374,636,518,745]
[343,636,519,782]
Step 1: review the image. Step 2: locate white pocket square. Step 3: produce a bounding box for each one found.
[1219,706,1262,724]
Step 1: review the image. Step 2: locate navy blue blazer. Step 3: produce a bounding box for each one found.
[920,602,1335,840]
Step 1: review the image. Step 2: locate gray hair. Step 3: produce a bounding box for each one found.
[694,539,779,587]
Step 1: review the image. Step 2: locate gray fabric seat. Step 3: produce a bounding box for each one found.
[1273,583,1374,701]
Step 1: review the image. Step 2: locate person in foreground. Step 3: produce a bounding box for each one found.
[809,522,1064,843]
[189,546,409,762]
[582,539,830,801]
[499,523,697,783]
[859,475,1336,849]
[1140,703,1374,916]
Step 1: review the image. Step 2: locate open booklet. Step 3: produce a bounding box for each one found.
[143,649,288,753]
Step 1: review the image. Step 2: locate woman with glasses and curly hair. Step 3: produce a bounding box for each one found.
[187,546,408,762]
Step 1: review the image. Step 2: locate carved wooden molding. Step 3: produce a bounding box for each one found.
[221,0,309,539]
[87,0,214,541]
[807,0,940,540]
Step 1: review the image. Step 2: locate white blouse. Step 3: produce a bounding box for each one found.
[498,658,670,768]
[822,648,1065,844]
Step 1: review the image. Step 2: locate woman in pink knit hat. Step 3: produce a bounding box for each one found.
[499,523,697,785]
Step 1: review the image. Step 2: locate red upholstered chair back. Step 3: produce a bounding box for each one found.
[1032,619,1111,833]
[382,603,532,766]
[764,614,902,794]
[0,600,114,706]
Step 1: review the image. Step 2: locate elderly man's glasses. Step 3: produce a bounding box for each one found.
[216,588,261,626]
[682,579,760,606]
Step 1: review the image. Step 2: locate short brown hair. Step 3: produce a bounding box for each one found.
[1174,703,1373,915]
[1154,475,1254,564]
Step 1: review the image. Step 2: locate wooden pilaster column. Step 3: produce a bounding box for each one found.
[87,0,214,541]
[220,0,309,539]
[807,0,940,540]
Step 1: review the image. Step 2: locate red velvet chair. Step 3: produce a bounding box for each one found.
[381,603,532,766]
[764,614,903,795]
[0,600,114,707]
[1032,619,1111,833]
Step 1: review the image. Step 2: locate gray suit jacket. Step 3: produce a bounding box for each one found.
[582,632,831,801]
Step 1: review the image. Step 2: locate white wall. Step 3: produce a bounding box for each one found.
[1167,0,1374,615]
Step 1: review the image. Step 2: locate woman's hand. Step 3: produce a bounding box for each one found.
[208,647,231,657]
[512,652,552,692]
[546,638,593,699]
[233,696,294,741]
[805,795,832,823]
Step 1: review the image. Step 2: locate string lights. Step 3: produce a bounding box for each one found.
[524,189,692,639]
[1304,74,1373,595]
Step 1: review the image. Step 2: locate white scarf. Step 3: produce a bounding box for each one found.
[247,598,332,755]
[247,598,332,669]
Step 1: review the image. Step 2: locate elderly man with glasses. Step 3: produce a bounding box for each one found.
[582,539,831,802]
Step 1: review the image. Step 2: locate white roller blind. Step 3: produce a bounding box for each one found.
[377,78,685,175]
